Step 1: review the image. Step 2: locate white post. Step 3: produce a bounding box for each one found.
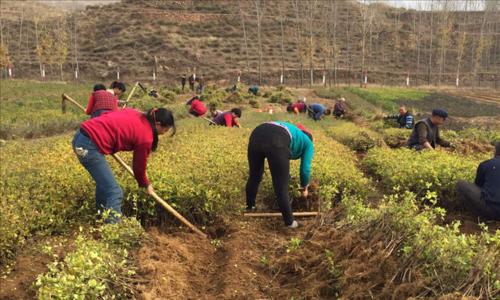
[280,73,284,84]
[153,71,156,81]
[364,75,368,85]
[237,75,241,83]
[456,76,459,87]
[8,67,12,78]
[117,70,120,80]
[406,76,410,86]
[74,69,78,79]
[322,72,326,85]
[41,67,46,79]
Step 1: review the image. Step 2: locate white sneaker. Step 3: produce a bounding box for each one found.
[287,220,299,228]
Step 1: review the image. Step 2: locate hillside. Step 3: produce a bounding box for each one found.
[0,0,498,87]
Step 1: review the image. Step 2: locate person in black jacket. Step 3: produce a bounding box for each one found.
[456,142,500,220]
[407,109,451,150]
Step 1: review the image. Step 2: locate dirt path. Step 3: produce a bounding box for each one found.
[134,217,315,299]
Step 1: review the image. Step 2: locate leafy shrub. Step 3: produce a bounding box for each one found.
[200,88,228,108]
[381,128,410,147]
[268,91,292,104]
[36,218,143,299]
[343,191,500,296]
[345,87,429,111]
[0,136,94,263]
[363,147,484,200]
[326,121,385,152]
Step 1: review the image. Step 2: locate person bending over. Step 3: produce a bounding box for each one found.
[245,122,314,228]
[72,108,175,223]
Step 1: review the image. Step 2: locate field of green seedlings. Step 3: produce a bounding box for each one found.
[0,80,498,299]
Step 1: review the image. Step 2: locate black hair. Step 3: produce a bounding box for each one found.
[231,108,242,118]
[325,109,332,115]
[145,108,176,151]
[110,81,126,92]
[93,83,106,91]
[302,130,313,142]
[496,141,500,156]
[286,104,293,112]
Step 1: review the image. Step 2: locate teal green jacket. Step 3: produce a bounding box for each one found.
[275,122,314,187]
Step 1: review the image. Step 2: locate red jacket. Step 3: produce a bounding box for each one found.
[292,102,306,112]
[80,109,153,187]
[213,111,238,127]
[190,99,207,116]
[85,90,119,115]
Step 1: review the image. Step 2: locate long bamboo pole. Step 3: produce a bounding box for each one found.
[244,212,318,217]
[61,93,207,238]
[122,82,139,108]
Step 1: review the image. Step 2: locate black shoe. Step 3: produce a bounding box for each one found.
[246,206,257,212]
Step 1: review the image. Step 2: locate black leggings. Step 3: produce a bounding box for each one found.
[246,123,293,225]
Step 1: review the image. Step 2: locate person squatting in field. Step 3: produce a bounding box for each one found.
[186,96,207,117]
[246,122,314,228]
[456,142,500,221]
[72,108,175,223]
[85,84,119,118]
[212,108,242,127]
[407,109,451,150]
[287,99,307,115]
[385,105,414,129]
[308,103,331,121]
[333,97,347,118]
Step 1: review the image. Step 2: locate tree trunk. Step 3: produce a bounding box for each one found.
[278,2,285,85]
[238,0,250,73]
[427,0,434,86]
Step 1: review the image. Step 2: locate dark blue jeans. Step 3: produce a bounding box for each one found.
[72,130,123,223]
[91,109,109,118]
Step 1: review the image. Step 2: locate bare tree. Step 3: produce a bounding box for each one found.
[238,0,250,73]
[292,0,304,86]
[427,0,435,85]
[455,0,468,87]
[473,4,492,82]
[330,0,338,86]
[252,0,263,85]
[437,0,453,86]
[277,1,285,85]
[307,0,317,87]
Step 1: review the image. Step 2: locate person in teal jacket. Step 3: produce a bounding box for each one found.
[245,121,314,228]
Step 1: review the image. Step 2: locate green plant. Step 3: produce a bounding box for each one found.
[35,218,143,299]
[286,237,303,253]
[268,91,292,104]
[363,147,484,201]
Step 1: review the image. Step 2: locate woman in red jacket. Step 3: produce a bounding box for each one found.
[85,83,119,118]
[72,108,175,223]
[186,96,207,117]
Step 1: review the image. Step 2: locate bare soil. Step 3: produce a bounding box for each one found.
[134,217,316,299]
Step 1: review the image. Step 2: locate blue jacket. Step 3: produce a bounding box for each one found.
[475,156,500,217]
[275,121,314,187]
[308,104,326,121]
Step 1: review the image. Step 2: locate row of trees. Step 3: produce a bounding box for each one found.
[0,3,71,80]
[239,0,499,87]
[0,0,498,87]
